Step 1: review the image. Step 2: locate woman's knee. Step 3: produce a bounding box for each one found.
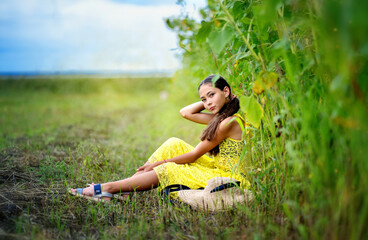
[164,137,186,147]
[166,137,182,143]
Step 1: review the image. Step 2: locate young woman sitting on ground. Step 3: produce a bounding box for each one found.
[69,75,250,201]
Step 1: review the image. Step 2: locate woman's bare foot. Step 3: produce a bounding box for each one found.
[70,184,111,200]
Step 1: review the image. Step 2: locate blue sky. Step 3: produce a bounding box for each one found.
[0,0,206,73]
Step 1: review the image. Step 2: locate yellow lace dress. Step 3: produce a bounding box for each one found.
[149,113,250,196]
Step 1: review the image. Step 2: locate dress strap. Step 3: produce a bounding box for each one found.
[232,113,249,131]
[233,113,246,122]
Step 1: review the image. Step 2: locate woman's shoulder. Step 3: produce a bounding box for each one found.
[221,113,245,124]
[218,115,243,131]
[218,114,245,139]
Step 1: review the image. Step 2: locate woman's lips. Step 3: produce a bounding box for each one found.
[209,106,215,111]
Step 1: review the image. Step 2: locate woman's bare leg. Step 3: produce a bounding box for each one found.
[71,170,159,197]
[132,171,144,177]
[102,170,159,193]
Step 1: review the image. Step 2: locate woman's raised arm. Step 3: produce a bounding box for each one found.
[179,101,214,124]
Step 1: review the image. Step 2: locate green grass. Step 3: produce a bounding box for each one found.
[2,77,276,239]
[1,67,365,239]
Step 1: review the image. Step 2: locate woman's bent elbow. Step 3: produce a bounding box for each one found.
[179,109,187,118]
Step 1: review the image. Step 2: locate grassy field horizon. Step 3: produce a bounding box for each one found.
[2,76,259,239]
[1,71,366,239]
[0,70,175,79]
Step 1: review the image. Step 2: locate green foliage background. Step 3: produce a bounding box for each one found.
[167,0,368,239]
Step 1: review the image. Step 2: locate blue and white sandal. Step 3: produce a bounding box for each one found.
[68,184,113,203]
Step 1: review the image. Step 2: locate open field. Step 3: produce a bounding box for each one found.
[0,77,270,239]
[1,75,366,239]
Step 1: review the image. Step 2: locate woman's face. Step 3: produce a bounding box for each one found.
[199,83,230,114]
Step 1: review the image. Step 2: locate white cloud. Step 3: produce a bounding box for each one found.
[0,0,207,72]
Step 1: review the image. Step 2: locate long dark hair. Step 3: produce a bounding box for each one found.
[199,75,240,156]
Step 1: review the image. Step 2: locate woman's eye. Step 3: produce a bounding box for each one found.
[201,99,206,102]
[209,93,214,97]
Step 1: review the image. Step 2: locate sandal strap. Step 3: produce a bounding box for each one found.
[95,192,113,198]
[94,184,102,195]
[76,188,83,195]
[94,184,112,198]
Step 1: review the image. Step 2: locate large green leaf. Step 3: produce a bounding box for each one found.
[208,25,235,54]
[232,1,248,19]
[239,95,264,128]
[252,0,280,29]
[196,21,213,44]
